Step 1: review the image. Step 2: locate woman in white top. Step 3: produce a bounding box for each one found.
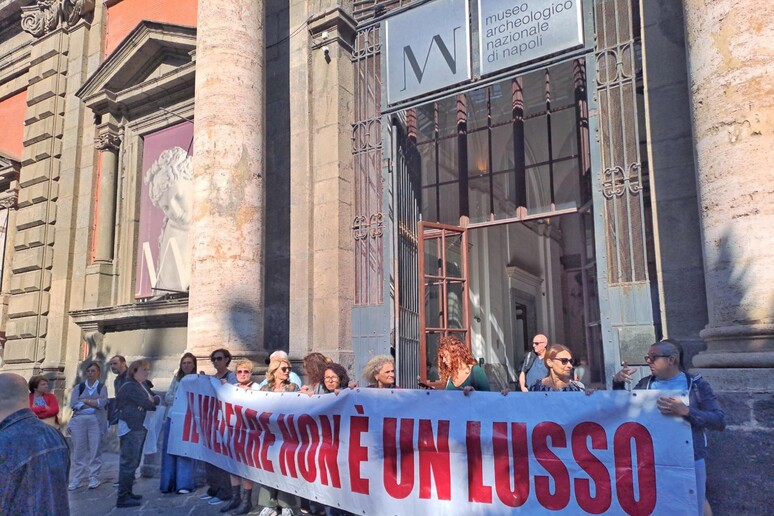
[68,361,108,491]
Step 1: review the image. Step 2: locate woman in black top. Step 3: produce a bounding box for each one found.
[115,359,160,508]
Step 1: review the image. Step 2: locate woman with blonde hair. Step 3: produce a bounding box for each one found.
[260,357,299,393]
[437,335,490,392]
[220,359,259,514]
[362,355,397,389]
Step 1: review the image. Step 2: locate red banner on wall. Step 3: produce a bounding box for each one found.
[168,376,697,515]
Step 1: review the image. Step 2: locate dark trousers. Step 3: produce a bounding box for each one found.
[118,428,147,500]
[159,418,195,493]
[205,462,232,500]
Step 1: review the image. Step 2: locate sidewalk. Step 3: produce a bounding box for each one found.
[68,452,260,515]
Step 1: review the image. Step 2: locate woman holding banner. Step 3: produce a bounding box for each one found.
[219,359,259,514]
[160,352,197,495]
[362,355,397,389]
[260,357,299,393]
[438,336,490,393]
[529,344,586,392]
[321,363,349,394]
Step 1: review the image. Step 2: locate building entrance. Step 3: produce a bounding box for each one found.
[394,58,604,389]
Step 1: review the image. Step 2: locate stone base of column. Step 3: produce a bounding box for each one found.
[691,367,773,515]
[693,323,774,368]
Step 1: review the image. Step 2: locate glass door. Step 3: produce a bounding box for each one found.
[418,221,470,384]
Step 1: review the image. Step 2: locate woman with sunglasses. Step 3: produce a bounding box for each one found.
[219,359,259,515]
[160,353,197,495]
[200,348,237,507]
[529,344,586,392]
[260,358,299,393]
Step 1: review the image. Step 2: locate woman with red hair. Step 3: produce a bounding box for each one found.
[437,336,490,393]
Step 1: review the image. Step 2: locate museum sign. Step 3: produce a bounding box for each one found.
[385,0,587,105]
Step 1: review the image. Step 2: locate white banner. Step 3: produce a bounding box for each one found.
[168,376,697,515]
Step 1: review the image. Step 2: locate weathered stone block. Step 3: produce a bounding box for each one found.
[15,202,50,230]
[715,391,751,426]
[7,291,50,318]
[24,96,64,125]
[1,338,38,363]
[753,396,774,427]
[9,269,50,294]
[11,244,53,273]
[27,79,58,106]
[5,315,43,339]
[17,178,59,207]
[23,137,63,165]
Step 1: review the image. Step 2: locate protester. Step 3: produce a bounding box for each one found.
[110,355,129,390]
[613,340,725,516]
[68,361,108,491]
[220,359,258,514]
[321,363,349,394]
[28,375,60,427]
[362,355,397,388]
[518,333,548,392]
[0,373,70,516]
[529,344,585,392]
[116,359,160,508]
[160,352,197,495]
[438,335,490,393]
[200,348,238,506]
[257,350,302,389]
[257,358,301,516]
[261,358,300,393]
[300,352,331,395]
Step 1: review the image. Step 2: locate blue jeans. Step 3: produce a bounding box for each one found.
[118,428,147,500]
[160,418,195,493]
[696,459,706,516]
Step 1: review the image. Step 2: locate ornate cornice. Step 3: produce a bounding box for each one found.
[21,0,95,38]
[94,132,121,152]
[0,189,18,209]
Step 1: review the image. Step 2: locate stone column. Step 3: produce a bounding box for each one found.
[683,2,774,369]
[187,0,266,361]
[93,125,121,262]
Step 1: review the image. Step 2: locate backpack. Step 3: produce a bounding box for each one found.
[520,351,537,374]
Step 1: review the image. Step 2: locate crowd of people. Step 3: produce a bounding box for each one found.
[0,333,724,516]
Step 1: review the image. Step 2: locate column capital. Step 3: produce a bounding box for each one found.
[21,0,95,38]
[94,131,121,152]
[0,189,18,209]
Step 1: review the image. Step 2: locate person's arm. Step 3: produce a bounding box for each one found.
[518,371,528,392]
[96,384,109,409]
[472,365,490,392]
[36,393,60,419]
[70,385,84,410]
[124,383,158,411]
[685,377,726,431]
[164,378,179,406]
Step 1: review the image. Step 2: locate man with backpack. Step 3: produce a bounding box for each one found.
[518,334,549,391]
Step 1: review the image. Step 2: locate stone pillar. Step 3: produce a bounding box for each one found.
[683,2,774,369]
[187,0,266,362]
[92,125,121,263]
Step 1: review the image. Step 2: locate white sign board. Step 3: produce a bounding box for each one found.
[478,0,584,76]
[385,0,471,104]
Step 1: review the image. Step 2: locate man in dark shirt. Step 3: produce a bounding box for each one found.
[110,354,128,392]
[0,373,70,515]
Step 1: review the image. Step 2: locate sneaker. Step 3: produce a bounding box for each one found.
[208,496,225,505]
[112,482,120,488]
[258,508,280,516]
[88,477,101,489]
[177,489,191,494]
[281,509,298,516]
[199,493,214,500]
[68,481,81,491]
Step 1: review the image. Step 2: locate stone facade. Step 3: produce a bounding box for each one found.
[0,0,771,510]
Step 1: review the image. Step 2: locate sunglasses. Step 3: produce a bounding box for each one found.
[280,367,291,373]
[645,354,670,363]
[554,358,573,365]
[211,356,225,362]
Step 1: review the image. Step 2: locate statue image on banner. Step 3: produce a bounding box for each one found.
[144,147,193,293]
[135,122,194,299]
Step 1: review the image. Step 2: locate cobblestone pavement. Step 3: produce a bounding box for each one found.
[68,453,263,515]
